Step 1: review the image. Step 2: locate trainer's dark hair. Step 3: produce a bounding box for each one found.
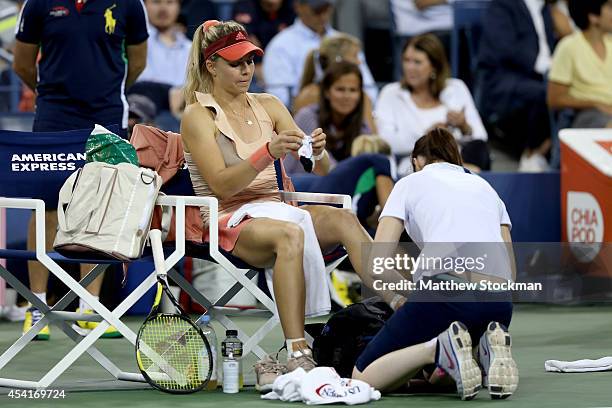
[412,127,463,167]
[568,0,608,30]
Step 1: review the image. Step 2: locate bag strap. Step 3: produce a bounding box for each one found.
[56,168,82,232]
[85,166,118,233]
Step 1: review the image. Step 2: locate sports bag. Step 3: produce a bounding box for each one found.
[312,297,393,377]
[53,161,163,261]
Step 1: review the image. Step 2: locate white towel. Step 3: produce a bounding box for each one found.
[262,367,381,405]
[261,367,306,402]
[227,202,331,317]
[545,357,612,373]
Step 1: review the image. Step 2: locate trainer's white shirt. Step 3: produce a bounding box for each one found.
[381,162,511,243]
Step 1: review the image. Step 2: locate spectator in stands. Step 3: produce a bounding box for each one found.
[293,33,376,132]
[548,0,612,129]
[286,61,372,174]
[353,128,517,400]
[233,0,296,90]
[375,34,489,175]
[262,0,378,107]
[181,20,378,385]
[138,0,191,88]
[477,0,558,172]
[12,0,148,340]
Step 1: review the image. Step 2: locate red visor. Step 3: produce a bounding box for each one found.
[204,30,264,61]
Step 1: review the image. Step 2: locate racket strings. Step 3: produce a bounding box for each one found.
[139,315,211,391]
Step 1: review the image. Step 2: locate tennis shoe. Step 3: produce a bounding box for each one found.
[22,306,49,340]
[436,321,482,400]
[478,321,518,399]
[72,308,122,338]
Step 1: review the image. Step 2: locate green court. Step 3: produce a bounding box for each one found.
[1,305,612,407]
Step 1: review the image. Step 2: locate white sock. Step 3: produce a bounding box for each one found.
[33,292,47,306]
[79,296,98,311]
[286,338,307,355]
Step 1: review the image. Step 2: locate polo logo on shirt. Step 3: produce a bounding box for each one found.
[49,6,70,17]
[104,4,117,34]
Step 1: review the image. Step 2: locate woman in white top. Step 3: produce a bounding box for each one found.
[352,128,518,400]
[375,34,489,174]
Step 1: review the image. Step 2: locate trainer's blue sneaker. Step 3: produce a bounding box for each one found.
[436,321,482,400]
[478,322,519,399]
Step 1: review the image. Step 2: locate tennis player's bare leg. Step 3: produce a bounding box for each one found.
[303,206,373,284]
[352,341,436,391]
[232,218,308,351]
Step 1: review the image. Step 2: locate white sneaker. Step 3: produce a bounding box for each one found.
[478,322,519,399]
[436,321,482,400]
[518,152,549,172]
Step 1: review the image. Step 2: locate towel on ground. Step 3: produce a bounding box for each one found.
[545,357,612,373]
[262,367,381,405]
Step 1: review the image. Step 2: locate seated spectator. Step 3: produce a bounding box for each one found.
[548,0,612,129]
[293,33,376,132]
[263,0,378,107]
[285,61,373,174]
[138,0,191,88]
[477,0,558,172]
[375,34,489,175]
[233,0,296,91]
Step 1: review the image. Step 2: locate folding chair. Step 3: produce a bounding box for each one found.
[0,128,215,389]
[156,163,351,360]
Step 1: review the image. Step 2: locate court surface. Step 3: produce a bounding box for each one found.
[1,304,612,407]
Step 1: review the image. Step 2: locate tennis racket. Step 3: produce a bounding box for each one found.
[135,229,213,394]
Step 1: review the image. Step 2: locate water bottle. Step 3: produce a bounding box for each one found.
[198,314,218,390]
[222,352,239,394]
[221,329,243,389]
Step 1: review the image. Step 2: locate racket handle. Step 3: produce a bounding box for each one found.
[149,229,166,277]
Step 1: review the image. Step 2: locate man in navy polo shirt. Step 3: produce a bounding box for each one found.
[13,0,148,133]
[12,0,148,341]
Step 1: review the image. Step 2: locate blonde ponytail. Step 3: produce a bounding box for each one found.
[183,20,247,104]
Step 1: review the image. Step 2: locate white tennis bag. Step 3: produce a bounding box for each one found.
[54,161,163,261]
